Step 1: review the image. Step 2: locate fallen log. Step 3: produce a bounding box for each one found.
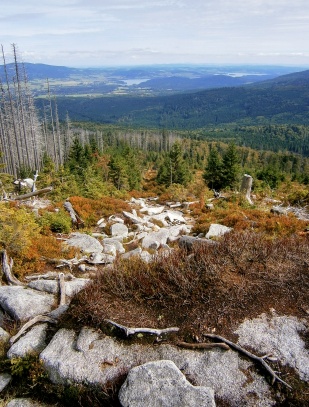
[25,271,75,281]
[105,319,179,337]
[1,250,25,286]
[11,186,53,201]
[204,333,292,389]
[177,341,230,351]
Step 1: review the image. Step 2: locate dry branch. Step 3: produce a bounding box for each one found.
[105,319,179,337]
[204,333,292,389]
[25,271,75,281]
[9,315,57,345]
[11,186,53,201]
[177,341,230,351]
[1,250,25,286]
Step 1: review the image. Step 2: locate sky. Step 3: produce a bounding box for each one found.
[1,0,309,68]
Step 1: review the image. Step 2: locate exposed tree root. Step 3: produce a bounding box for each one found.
[177,341,230,350]
[204,333,292,389]
[105,319,179,337]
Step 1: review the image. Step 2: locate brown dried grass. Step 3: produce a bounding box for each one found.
[63,231,309,339]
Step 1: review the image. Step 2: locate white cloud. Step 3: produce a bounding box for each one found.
[1,0,309,66]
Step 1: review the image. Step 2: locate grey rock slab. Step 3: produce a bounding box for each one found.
[66,232,103,253]
[6,399,44,407]
[0,373,11,392]
[0,286,55,322]
[206,224,232,239]
[123,211,144,224]
[110,222,129,238]
[87,252,115,264]
[140,205,165,215]
[178,236,217,251]
[0,326,10,343]
[103,238,125,254]
[235,312,309,381]
[28,278,90,298]
[40,327,274,406]
[7,323,48,359]
[118,360,216,407]
[102,243,117,256]
[142,228,170,249]
[121,247,142,259]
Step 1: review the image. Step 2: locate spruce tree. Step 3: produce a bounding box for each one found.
[221,142,241,189]
[157,142,191,186]
[203,146,223,190]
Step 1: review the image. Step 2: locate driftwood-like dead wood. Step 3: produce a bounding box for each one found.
[105,319,179,337]
[25,271,75,281]
[240,174,253,205]
[64,200,84,228]
[59,272,66,306]
[1,250,25,286]
[9,315,57,345]
[177,341,230,351]
[204,333,292,389]
[11,186,53,201]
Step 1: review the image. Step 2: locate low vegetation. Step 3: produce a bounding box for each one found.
[63,230,309,338]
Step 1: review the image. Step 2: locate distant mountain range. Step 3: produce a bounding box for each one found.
[0,62,305,95]
[51,68,309,128]
[1,62,308,128]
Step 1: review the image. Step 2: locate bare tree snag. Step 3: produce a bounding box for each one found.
[59,272,66,306]
[64,200,84,228]
[204,333,292,389]
[12,186,53,201]
[1,250,25,286]
[9,315,57,345]
[105,319,179,337]
[177,341,230,351]
[240,174,253,205]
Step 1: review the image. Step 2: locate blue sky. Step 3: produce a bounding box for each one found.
[1,0,309,67]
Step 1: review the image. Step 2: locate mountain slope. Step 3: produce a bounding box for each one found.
[52,69,309,128]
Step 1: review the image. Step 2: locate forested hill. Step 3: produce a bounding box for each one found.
[53,69,309,128]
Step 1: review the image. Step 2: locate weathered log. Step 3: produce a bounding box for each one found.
[64,200,84,228]
[9,315,57,345]
[177,341,230,351]
[105,319,179,337]
[204,333,292,389]
[240,174,253,205]
[1,250,25,286]
[25,271,75,281]
[11,186,53,201]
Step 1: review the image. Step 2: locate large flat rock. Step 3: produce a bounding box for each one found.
[0,286,55,322]
[40,327,274,406]
[118,360,215,407]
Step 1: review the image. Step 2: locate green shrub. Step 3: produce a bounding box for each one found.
[39,210,72,234]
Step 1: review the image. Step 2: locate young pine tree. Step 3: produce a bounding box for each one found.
[157,142,191,187]
[221,142,241,190]
[203,146,223,191]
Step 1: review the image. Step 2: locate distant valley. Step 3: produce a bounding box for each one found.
[0,63,304,97]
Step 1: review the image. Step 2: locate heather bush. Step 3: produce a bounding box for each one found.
[64,231,309,335]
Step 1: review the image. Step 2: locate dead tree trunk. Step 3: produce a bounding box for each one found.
[64,200,84,228]
[240,174,253,205]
